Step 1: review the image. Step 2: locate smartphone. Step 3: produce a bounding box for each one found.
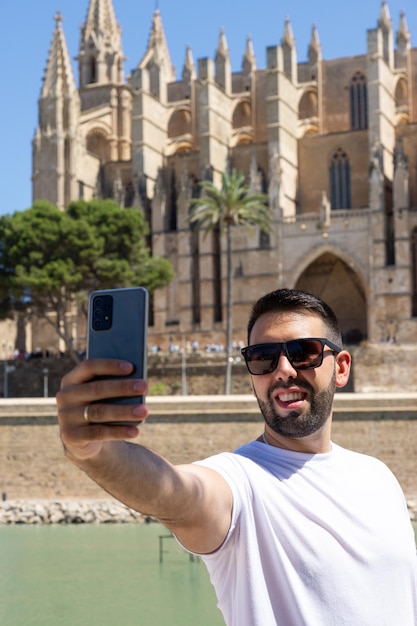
[87,287,148,411]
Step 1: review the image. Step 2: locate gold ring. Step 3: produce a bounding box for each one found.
[83,406,90,423]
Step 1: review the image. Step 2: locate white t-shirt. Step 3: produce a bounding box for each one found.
[195,442,417,626]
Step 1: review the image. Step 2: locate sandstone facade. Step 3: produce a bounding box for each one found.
[22,1,417,357]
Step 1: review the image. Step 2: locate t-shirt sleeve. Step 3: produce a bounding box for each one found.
[191,453,247,554]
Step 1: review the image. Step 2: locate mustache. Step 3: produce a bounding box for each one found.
[268,379,313,398]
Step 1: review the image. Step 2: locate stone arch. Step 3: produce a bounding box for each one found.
[395,77,409,124]
[86,128,111,162]
[231,131,253,146]
[395,76,408,108]
[298,89,318,120]
[290,247,367,344]
[232,99,252,129]
[168,108,192,139]
[172,142,193,154]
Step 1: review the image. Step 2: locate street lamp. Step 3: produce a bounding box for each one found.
[228,356,242,395]
[3,363,15,398]
[181,345,187,396]
[43,368,49,398]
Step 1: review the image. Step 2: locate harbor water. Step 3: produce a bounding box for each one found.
[1,521,416,625]
[0,523,225,626]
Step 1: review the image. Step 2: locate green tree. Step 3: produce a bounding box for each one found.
[189,169,271,394]
[0,200,174,361]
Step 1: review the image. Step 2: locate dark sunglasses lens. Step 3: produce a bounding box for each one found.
[244,345,277,375]
[287,339,323,369]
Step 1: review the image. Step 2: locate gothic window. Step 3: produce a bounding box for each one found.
[329,148,351,210]
[89,56,97,84]
[411,228,417,317]
[350,72,368,130]
[298,90,318,120]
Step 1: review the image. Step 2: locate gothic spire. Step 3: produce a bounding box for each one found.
[397,10,410,47]
[309,25,321,54]
[308,24,322,64]
[282,17,295,47]
[281,17,297,80]
[182,45,196,82]
[41,12,77,99]
[377,0,393,67]
[79,0,124,86]
[82,0,121,48]
[34,12,81,210]
[139,8,175,78]
[216,28,229,58]
[378,0,392,29]
[215,28,231,92]
[242,35,256,73]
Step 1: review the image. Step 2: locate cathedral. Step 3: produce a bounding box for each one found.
[31,0,417,352]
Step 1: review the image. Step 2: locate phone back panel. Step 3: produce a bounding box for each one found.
[87,287,148,405]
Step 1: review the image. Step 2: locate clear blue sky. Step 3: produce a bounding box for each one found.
[0,0,415,216]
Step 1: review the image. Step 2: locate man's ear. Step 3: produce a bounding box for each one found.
[335,350,351,388]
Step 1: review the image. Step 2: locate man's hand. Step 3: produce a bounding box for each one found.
[56,359,148,462]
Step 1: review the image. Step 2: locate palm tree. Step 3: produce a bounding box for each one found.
[189,169,272,394]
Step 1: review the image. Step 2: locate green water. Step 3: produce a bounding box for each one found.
[1,522,416,626]
[0,523,225,626]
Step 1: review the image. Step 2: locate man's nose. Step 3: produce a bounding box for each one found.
[273,351,298,379]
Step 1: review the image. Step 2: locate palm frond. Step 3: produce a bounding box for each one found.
[189,168,271,235]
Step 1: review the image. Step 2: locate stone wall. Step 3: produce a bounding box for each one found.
[2,342,417,398]
[1,418,416,507]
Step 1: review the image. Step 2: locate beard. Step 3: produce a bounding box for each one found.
[255,370,336,439]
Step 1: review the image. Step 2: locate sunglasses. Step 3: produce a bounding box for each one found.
[241,338,342,375]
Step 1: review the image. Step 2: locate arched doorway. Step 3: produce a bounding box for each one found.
[295,252,367,345]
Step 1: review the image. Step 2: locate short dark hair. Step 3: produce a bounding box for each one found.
[247,288,342,345]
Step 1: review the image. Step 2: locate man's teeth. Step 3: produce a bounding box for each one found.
[278,392,304,402]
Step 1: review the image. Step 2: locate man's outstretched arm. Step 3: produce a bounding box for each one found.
[56,358,233,554]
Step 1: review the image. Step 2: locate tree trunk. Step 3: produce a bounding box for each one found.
[15,312,27,354]
[224,226,233,394]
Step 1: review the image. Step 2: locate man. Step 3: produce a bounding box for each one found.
[57,288,417,625]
